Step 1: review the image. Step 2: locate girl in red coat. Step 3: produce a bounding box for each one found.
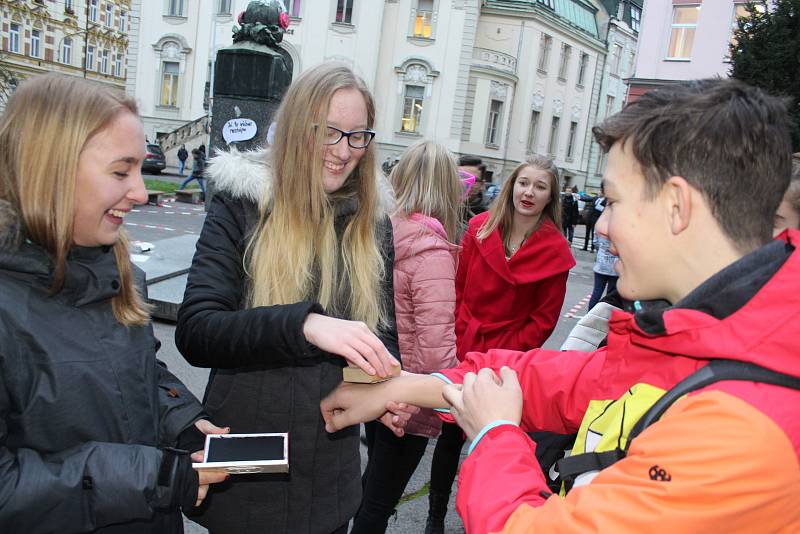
[424,154,575,534]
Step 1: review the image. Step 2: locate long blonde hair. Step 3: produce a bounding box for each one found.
[246,62,387,329]
[0,74,150,326]
[477,154,562,242]
[391,140,463,241]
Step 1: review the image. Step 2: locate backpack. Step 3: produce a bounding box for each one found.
[550,359,800,493]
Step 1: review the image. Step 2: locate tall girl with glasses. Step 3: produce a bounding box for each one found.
[175,62,405,534]
[351,140,463,534]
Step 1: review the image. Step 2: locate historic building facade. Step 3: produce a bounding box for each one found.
[127,0,621,189]
[0,0,131,110]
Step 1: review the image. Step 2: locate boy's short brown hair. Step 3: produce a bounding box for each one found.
[593,78,793,251]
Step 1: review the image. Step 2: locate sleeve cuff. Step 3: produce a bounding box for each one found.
[468,420,519,456]
[431,373,453,413]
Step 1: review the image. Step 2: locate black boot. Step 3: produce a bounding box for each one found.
[424,490,450,534]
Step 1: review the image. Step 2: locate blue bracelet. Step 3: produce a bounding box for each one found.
[431,373,454,413]
[467,420,519,455]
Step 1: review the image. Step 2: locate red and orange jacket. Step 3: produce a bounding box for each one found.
[455,212,574,359]
[438,230,800,533]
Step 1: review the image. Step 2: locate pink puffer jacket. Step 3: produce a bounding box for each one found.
[391,213,460,438]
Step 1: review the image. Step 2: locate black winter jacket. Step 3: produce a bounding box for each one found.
[175,148,399,534]
[0,200,205,533]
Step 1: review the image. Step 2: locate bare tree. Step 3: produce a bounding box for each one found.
[0,52,19,111]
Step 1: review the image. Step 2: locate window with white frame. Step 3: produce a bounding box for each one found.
[86,45,95,70]
[630,5,641,32]
[485,100,503,146]
[595,145,607,174]
[538,34,552,72]
[9,23,20,53]
[105,3,114,26]
[526,110,540,153]
[168,0,185,17]
[413,0,434,38]
[119,10,127,31]
[65,0,74,11]
[288,0,302,17]
[218,0,232,14]
[558,44,571,80]
[30,29,41,58]
[89,0,98,22]
[566,121,578,160]
[667,4,700,59]
[114,52,123,76]
[62,37,72,64]
[335,0,354,24]
[576,52,589,86]
[610,43,623,76]
[100,49,109,73]
[161,61,180,106]
[539,0,555,8]
[605,94,616,117]
[548,116,560,156]
[401,84,424,133]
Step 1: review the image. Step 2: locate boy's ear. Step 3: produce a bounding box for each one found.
[665,176,693,236]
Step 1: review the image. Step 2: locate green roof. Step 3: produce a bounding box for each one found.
[485,0,600,39]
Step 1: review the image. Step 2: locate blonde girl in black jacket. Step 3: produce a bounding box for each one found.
[0,75,228,533]
[176,62,405,534]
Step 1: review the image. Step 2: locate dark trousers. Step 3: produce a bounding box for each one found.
[588,273,618,310]
[350,422,429,534]
[562,223,574,243]
[583,218,597,250]
[429,422,466,494]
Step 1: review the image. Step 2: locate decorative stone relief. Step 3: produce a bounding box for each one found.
[163,42,179,60]
[490,80,507,100]
[531,92,544,111]
[552,98,563,117]
[571,105,582,121]
[406,65,428,84]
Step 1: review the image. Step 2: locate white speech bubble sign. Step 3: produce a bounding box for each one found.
[222,118,258,144]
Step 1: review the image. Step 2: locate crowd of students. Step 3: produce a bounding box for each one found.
[0,64,798,534]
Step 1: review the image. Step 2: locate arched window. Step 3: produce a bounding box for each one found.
[395,60,438,134]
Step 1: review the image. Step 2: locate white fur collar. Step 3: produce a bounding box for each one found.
[206,147,395,212]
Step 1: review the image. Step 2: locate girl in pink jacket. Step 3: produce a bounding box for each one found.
[351,141,463,533]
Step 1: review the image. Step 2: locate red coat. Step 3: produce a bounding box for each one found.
[455,212,575,359]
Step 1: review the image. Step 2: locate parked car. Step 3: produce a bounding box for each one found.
[142,143,166,174]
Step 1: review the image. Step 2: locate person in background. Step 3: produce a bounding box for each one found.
[588,231,619,310]
[175,62,405,534]
[561,186,579,244]
[460,156,486,222]
[352,140,462,533]
[177,144,189,177]
[773,154,800,236]
[179,148,206,194]
[0,73,228,534]
[582,189,606,252]
[424,154,575,534]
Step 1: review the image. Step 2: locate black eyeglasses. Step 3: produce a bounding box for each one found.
[322,126,375,149]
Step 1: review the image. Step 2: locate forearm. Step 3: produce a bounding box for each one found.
[387,372,451,410]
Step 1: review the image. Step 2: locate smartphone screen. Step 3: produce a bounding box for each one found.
[206,435,285,463]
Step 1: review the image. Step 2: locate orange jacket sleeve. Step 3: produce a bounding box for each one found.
[456,390,800,534]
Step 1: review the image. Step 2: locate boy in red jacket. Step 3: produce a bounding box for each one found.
[321,79,800,533]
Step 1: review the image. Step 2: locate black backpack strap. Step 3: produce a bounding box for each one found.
[557,448,625,491]
[625,359,800,453]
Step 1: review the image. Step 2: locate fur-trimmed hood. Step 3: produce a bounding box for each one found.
[205,147,395,213]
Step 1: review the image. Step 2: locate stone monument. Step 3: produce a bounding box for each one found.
[209,0,293,155]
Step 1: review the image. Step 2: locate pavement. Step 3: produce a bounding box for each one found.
[131,205,598,534]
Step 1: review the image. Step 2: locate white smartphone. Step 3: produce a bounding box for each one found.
[192,433,289,474]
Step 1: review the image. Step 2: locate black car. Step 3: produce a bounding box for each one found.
[142,143,166,174]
